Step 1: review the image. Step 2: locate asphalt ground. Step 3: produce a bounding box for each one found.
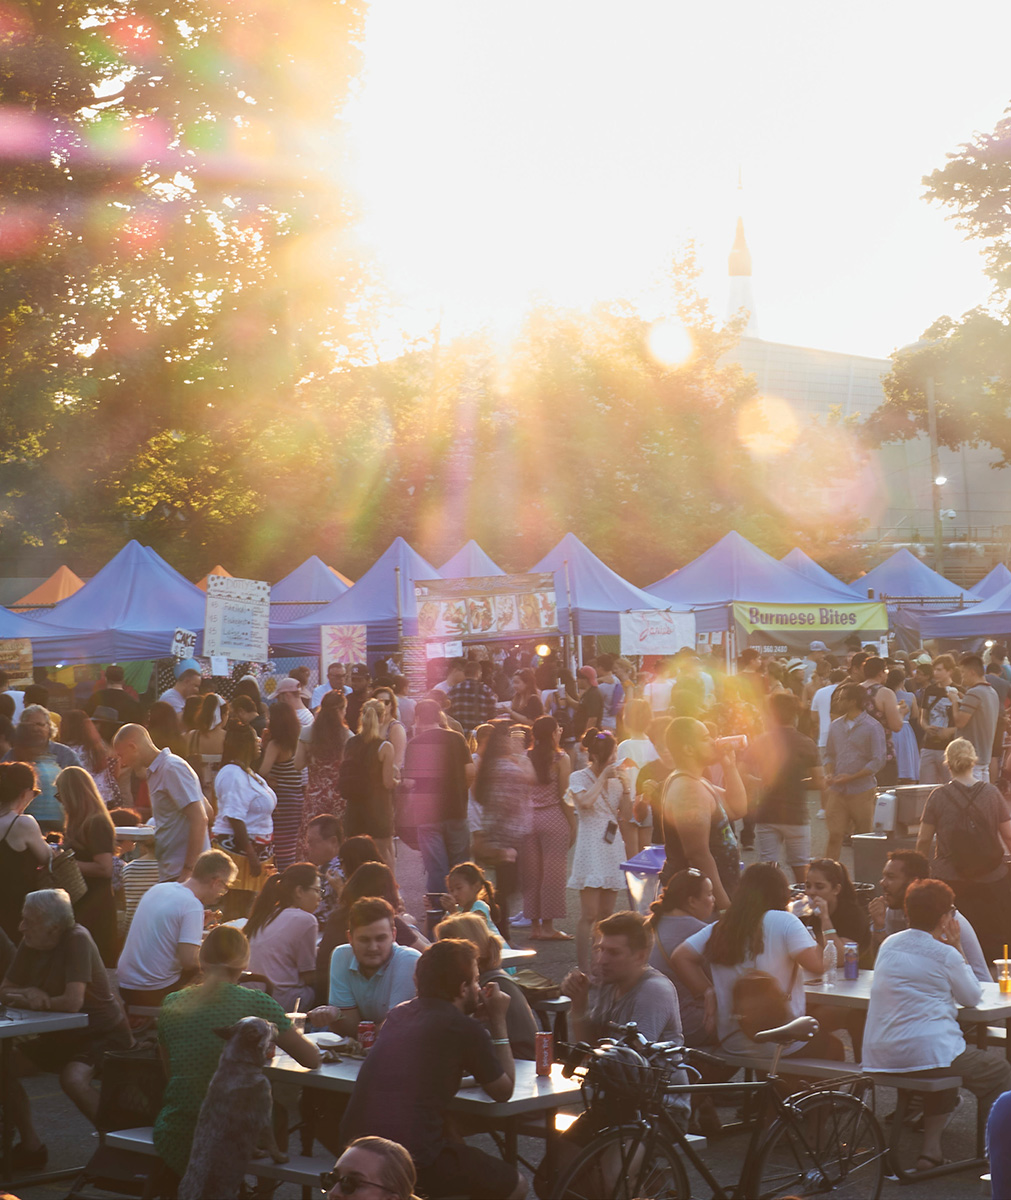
[13,799,995,1199]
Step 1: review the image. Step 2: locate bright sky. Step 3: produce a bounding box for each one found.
[343,0,1011,361]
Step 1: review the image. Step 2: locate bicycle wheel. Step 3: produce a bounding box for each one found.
[553,1123,690,1200]
[748,1091,885,1200]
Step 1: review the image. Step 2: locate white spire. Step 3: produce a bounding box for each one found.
[727,172,759,336]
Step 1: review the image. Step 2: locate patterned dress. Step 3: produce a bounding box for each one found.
[153,982,291,1176]
[296,750,345,861]
[522,755,570,921]
[268,755,304,873]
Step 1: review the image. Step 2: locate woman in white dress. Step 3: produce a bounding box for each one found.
[567,727,634,971]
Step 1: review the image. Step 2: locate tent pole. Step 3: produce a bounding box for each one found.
[563,559,576,675]
[726,606,735,674]
[395,566,404,651]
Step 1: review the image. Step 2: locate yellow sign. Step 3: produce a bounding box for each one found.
[733,602,888,636]
[0,638,33,687]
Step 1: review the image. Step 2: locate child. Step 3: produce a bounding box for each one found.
[117,820,160,933]
[442,862,506,940]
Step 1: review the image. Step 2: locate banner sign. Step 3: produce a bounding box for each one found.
[732,601,887,654]
[171,628,197,659]
[619,610,696,655]
[414,573,558,640]
[321,624,367,667]
[204,575,270,662]
[0,638,32,687]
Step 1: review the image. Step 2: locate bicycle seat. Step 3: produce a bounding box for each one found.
[752,1015,819,1045]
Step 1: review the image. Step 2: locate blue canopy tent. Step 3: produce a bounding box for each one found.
[648,531,885,653]
[0,604,89,668]
[969,563,1011,601]
[854,549,965,606]
[529,533,673,637]
[31,541,208,662]
[900,578,1011,640]
[270,555,351,625]
[269,537,441,652]
[781,548,861,596]
[439,541,506,578]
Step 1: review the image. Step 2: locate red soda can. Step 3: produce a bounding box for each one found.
[535,1030,553,1076]
[357,1020,376,1052]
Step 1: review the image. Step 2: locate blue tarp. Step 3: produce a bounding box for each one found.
[439,541,506,578]
[32,541,208,662]
[901,578,1011,639]
[529,533,674,637]
[969,563,1011,601]
[781,548,861,596]
[854,548,965,602]
[648,532,864,634]
[0,604,88,667]
[269,537,441,652]
[270,555,350,625]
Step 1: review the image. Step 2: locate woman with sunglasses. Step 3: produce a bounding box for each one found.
[326,1136,421,1199]
[0,762,55,943]
[371,687,407,771]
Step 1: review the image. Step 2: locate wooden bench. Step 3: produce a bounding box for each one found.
[104,1127,334,1198]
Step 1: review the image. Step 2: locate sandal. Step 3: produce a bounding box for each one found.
[539,930,574,940]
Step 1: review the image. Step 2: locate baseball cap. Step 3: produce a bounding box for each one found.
[273,678,300,695]
[351,663,370,678]
[577,666,598,686]
[809,641,829,653]
[784,659,805,674]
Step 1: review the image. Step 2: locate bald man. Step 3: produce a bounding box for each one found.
[114,725,210,882]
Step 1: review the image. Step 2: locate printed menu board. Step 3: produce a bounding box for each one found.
[414,573,558,641]
[204,575,270,662]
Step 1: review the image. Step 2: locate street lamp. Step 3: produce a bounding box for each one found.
[898,338,944,576]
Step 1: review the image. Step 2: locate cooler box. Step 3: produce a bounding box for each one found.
[621,845,666,914]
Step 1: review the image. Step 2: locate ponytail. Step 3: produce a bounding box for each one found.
[245,862,318,939]
[448,861,505,939]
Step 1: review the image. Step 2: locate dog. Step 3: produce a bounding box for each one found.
[178,1016,288,1200]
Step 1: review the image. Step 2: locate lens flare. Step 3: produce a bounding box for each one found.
[736,395,800,459]
[646,319,693,367]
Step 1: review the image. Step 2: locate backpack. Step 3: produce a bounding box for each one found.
[946,781,1004,879]
[731,968,796,1042]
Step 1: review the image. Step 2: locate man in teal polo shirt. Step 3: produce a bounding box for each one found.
[309,897,420,1037]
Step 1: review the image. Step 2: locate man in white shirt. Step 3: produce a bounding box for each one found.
[810,669,846,749]
[274,677,314,732]
[433,658,466,697]
[802,640,829,686]
[863,877,1011,1172]
[868,848,991,982]
[311,662,351,711]
[114,725,210,881]
[0,672,24,720]
[157,668,201,715]
[117,849,235,1005]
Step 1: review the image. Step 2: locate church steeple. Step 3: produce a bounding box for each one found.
[726,173,759,336]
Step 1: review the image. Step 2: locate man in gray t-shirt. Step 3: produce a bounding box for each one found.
[955,657,1000,781]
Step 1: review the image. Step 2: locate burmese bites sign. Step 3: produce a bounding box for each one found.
[732,602,887,634]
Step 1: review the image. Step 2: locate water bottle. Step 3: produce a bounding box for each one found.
[823,938,837,989]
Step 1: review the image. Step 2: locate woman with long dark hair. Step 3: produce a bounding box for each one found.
[672,862,834,1059]
[259,702,306,873]
[211,721,276,915]
[566,727,633,971]
[146,701,185,757]
[246,863,321,1010]
[504,669,544,726]
[0,762,54,942]
[522,716,573,941]
[184,693,228,791]
[340,699,396,872]
[296,690,351,861]
[232,676,268,735]
[55,766,117,964]
[473,719,534,942]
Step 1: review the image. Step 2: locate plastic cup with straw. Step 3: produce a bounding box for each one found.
[997,945,1011,994]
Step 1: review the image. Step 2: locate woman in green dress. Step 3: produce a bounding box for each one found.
[153,924,321,1182]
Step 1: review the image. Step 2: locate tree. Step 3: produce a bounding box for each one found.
[0,0,369,572]
[867,105,1011,461]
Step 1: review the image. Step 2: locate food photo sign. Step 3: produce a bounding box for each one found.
[414,573,559,642]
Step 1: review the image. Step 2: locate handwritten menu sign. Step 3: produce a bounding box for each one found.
[204,575,269,662]
[0,638,32,687]
[171,628,197,659]
[414,573,558,641]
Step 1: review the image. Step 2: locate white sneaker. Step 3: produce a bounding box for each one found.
[511,913,531,928]
[816,810,826,820]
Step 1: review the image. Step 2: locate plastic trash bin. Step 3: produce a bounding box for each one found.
[621,844,667,914]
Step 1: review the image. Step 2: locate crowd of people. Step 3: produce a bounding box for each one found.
[0,635,1009,1193]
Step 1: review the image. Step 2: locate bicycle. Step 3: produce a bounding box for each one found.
[551,1015,886,1200]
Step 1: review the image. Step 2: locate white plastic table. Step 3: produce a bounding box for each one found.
[0,1009,89,1187]
[267,1044,582,1166]
[500,946,536,967]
